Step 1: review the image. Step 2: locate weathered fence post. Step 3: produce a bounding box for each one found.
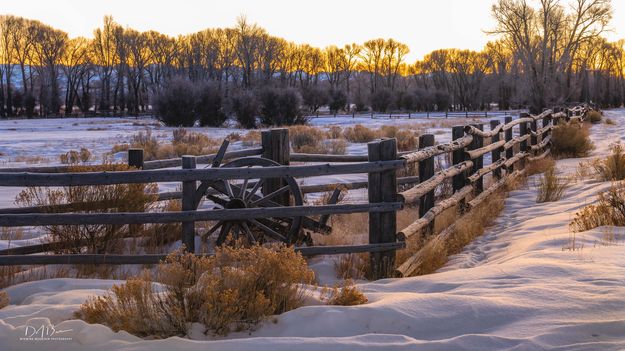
[128,149,144,170]
[418,134,435,236]
[504,116,513,171]
[127,148,144,235]
[261,128,290,205]
[182,155,197,253]
[468,124,484,194]
[530,115,538,156]
[451,126,466,193]
[490,120,502,180]
[542,112,551,148]
[368,138,398,279]
[519,113,530,169]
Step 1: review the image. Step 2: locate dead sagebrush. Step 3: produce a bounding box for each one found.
[77,245,314,337]
[289,125,326,153]
[592,143,625,181]
[0,291,9,309]
[570,185,625,232]
[343,124,377,143]
[536,166,570,203]
[551,123,594,158]
[15,164,158,254]
[334,254,368,280]
[587,110,602,124]
[525,156,555,176]
[379,125,418,151]
[324,280,368,306]
[327,125,343,139]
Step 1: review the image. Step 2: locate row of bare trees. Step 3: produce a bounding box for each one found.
[0,0,622,119]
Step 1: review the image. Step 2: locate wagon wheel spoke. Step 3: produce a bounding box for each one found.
[201,220,224,239]
[249,185,290,207]
[231,223,242,241]
[238,177,250,198]
[216,222,234,246]
[206,194,228,207]
[248,219,287,242]
[243,178,265,201]
[223,180,235,198]
[241,222,256,244]
[208,182,234,199]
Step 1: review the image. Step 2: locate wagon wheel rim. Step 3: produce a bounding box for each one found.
[202,157,303,245]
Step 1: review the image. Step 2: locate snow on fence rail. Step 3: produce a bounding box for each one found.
[0,105,591,279]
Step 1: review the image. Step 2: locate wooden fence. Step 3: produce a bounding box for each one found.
[0,105,590,279]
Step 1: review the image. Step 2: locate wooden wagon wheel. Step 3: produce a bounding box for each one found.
[200,157,304,246]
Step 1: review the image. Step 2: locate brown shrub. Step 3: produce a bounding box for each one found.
[525,156,556,176]
[171,128,219,156]
[536,166,570,203]
[76,245,315,337]
[587,110,602,124]
[327,125,343,139]
[325,280,368,306]
[289,125,326,153]
[551,123,594,158]
[379,125,418,151]
[570,185,625,232]
[15,164,158,254]
[592,143,625,181]
[343,124,377,143]
[325,139,347,155]
[606,118,616,125]
[0,291,9,309]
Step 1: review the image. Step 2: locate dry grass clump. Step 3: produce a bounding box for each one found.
[76,245,315,337]
[325,139,347,155]
[111,129,219,161]
[536,166,570,203]
[398,188,508,276]
[606,118,616,125]
[327,125,343,139]
[551,123,594,158]
[592,143,625,181]
[570,185,625,232]
[0,291,9,309]
[129,130,161,160]
[587,110,602,124]
[334,253,369,280]
[60,147,92,164]
[324,280,368,306]
[525,156,555,176]
[343,124,377,143]
[289,125,326,153]
[170,128,219,157]
[15,164,158,254]
[379,125,418,151]
[140,200,182,251]
[12,155,49,164]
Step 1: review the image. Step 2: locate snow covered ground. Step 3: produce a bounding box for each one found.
[2,111,625,350]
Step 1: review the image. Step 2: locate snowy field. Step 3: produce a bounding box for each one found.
[2,111,625,350]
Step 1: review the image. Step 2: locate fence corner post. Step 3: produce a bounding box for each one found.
[418,134,435,236]
[368,138,398,280]
[261,128,290,205]
[182,155,197,253]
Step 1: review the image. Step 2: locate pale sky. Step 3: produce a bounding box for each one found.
[1,0,624,62]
